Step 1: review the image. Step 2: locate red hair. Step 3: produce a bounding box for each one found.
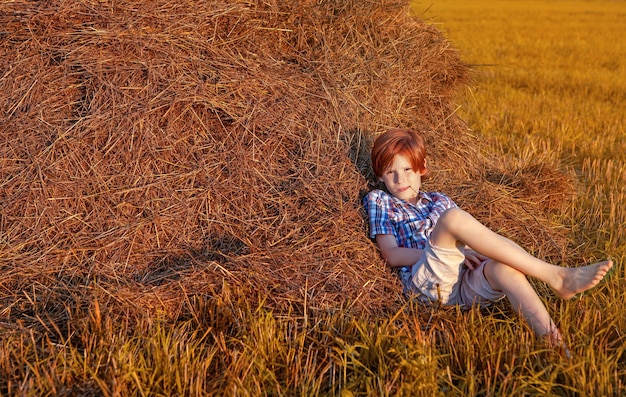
[371,128,429,178]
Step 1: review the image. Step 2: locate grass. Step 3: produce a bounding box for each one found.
[414,0,626,262]
[412,0,626,393]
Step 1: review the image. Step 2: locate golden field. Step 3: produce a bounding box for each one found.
[416,0,626,261]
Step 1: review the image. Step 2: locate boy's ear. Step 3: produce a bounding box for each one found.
[420,159,428,175]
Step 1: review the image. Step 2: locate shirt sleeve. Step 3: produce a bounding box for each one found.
[363,190,396,239]
[427,192,458,224]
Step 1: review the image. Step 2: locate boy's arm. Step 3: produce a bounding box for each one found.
[376,234,423,267]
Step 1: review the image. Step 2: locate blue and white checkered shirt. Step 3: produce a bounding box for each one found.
[363,189,457,288]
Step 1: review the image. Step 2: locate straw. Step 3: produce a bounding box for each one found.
[0,0,574,322]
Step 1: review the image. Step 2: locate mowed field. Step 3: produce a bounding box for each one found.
[410,0,626,394]
[414,0,626,262]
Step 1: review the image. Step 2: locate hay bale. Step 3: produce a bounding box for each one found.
[0,0,572,318]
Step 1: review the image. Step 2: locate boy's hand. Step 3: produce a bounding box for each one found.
[464,248,488,270]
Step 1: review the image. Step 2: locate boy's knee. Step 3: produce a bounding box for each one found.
[439,207,467,225]
[438,208,475,233]
[484,260,525,288]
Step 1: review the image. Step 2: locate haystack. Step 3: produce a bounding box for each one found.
[0,0,573,320]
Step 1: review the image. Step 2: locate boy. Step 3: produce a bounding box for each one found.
[363,128,613,350]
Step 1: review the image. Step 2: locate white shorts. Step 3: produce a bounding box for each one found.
[410,240,505,306]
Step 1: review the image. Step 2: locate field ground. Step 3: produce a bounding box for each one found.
[411,0,626,394]
[414,0,626,262]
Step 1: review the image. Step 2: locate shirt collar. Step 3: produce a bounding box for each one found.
[389,190,433,207]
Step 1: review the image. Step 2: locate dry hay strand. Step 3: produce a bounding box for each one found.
[0,0,573,319]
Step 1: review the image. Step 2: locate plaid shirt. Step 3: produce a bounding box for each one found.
[363,189,457,288]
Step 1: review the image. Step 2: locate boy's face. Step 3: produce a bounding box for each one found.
[379,154,425,204]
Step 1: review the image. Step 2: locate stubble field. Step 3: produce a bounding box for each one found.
[412,1,626,393]
[416,0,626,262]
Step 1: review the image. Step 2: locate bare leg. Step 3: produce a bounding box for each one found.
[430,208,613,299]
[483,260,573,357]
[483,260,560,339]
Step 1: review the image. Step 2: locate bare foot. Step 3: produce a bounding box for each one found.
[545,329,573,360]
[554,260,613,300]
[549,339,574,360]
